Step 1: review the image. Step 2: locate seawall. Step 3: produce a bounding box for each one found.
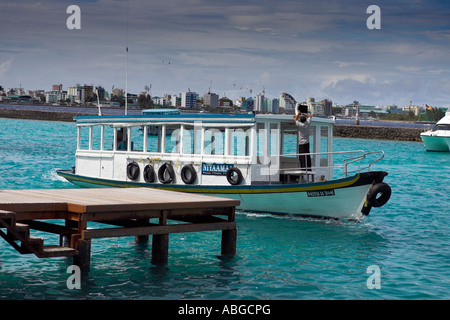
[0,108,425,141]
[334,124,424,141]
[0,108,91,122]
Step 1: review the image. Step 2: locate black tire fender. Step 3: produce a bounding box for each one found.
[143,164,155,183]
[226,167,243,185]
[127,162,140,180]
[367,182,391,207]
[158,163,175,184]
[181,164,197,184]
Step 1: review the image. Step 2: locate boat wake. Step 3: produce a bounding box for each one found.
[237,210,349,225]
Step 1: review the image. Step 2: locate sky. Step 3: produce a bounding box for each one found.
[1,0,450,107]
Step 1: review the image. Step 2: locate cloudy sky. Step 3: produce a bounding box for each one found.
[1,0,450,107]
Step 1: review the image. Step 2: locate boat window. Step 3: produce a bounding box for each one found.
[281,124,297,155]
[437,124,450,130]
[181,125,201,155]
[116,127,127,151]
[256,123,265,157]
[144,126,158,153]
[129,126,144,152]
[78,126,90,150]
[319,125,331,168]
[204,128,224,155]
[90,125,102,150]
[104,125,115,151]
[230,128,250,156]
[309,125,316,150]
[165,125,180,153]
[269,123,279,156]
[320,126,329,153]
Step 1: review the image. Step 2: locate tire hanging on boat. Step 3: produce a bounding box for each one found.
[143,164,155,183]
[158,163,175,184]
[366,182,391,207]
[181,164,197,184]
[126,162,140,180]
[226,167,243,185]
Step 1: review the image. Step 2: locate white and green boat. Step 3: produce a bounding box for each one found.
[57,113,391,220]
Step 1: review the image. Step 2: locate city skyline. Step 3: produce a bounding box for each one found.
[1,1,450,108]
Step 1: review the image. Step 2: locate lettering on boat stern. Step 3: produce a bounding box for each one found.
[306,189,335,197]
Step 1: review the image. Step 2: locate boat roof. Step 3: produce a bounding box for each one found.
[436,109,450,125]
[142,108,180,114]
[73,113,334,126]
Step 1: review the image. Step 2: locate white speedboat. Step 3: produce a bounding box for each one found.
[420,108,450,152]
[57,113,391,220]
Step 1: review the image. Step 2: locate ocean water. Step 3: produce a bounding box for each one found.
[0,117,449,300]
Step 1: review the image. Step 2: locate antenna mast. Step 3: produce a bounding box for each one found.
[125,0,129,115]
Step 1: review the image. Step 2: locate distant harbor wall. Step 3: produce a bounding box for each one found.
[334,124,424,141]
[1,108,425,141]
[0,108,90,122]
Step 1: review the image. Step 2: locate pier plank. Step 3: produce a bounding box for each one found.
[10,188,239,214]
[82,221,236,239]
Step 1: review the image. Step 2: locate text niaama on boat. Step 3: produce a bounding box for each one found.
[420,107,450,152]
[57,112,392,220]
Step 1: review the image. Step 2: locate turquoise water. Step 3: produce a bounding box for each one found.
[0,118,449,300]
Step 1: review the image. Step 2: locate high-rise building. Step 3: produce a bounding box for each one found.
[306,97,333,116]
[265,98,280,113]
[321,99,333,116]
[84,85,94,101]
[255,94,265,112]
[52,84,63,92]
[67,84,85,103]
[279,92,296,111]
[112,88,124,97]
[204,91,219,108]
[95,86,106,102]
[243,97,254,112]
[181,91,198,108]
[45,90,63,104]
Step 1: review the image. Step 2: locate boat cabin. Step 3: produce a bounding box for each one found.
[74,113,335,186]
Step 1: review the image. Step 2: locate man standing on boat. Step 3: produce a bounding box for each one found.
[294,104,312,171]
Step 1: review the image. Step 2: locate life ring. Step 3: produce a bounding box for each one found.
[143,164,155,183]
[158,163,175,184]
[181,164,197,184]
[127,162,140,180]
[366,182,391,207]
[226,167,243,185]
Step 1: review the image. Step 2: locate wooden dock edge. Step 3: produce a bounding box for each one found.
[0,190,239,275]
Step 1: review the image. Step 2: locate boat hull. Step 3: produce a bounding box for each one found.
[57,170,388,220]
[420,133,450,152]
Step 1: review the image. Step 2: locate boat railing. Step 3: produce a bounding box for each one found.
[280,150,384,178]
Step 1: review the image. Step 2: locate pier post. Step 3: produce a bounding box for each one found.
[221,208,237,256]
[221,229,237,256]
[135,219,149,243]
[73,239,91,275]
[151,210,169,266]
[64,219,78,247]
[151,234,169,266]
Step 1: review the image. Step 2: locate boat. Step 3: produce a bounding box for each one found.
[57,113,392,220]
[420,108,450,152]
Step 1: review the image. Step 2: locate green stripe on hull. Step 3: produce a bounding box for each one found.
[56,170,380,195]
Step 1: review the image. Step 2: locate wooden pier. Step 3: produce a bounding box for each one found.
[0,188,239,274]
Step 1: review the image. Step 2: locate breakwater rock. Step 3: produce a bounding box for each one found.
[334,124,424,141]
[0,108,91,122]
[1,108,425,141]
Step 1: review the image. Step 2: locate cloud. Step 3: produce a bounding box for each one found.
[321,76,427,106]
[0,58,13,77]
[1,0,450,107]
